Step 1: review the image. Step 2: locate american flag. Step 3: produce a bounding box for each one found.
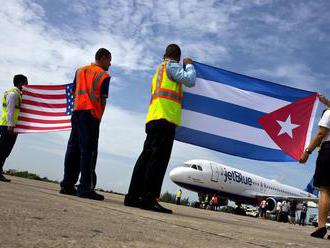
[14,84,74,133]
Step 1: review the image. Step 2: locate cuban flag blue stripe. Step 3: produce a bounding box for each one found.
[176,127,295,162]
[194,62,314,102]
[183,93,265,129]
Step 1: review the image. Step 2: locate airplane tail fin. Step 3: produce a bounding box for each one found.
[304,177,319,196]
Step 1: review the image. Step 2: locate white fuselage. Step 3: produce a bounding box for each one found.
[169,160,316,204]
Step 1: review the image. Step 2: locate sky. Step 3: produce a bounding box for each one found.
[1,0,330,201]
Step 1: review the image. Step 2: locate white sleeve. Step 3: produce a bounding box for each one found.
[6,92,18,127]
[318,110,330,129]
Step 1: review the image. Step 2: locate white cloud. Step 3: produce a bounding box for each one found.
[90,0,236,63]
[249,64,330,92]
[0,0,157,93]
[0,1,85,87]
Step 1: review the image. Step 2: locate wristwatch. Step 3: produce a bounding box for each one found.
[305,148,312,154]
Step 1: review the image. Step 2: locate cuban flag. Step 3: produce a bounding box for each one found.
[175,62,319,162]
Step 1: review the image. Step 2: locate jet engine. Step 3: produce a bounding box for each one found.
[265,197,277,212]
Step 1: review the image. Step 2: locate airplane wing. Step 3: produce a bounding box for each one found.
[255,194,318,203]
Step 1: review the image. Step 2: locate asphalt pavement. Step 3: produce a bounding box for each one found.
[0,176,329,248]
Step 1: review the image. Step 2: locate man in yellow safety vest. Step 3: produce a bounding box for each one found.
[0,75,28,182]
[125,44,196,214]
[176,189,182,205]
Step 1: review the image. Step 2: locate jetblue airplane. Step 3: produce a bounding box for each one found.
[169,160,318,211]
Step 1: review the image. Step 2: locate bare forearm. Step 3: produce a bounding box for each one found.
[318,93,330,108]
[306,133,324,152]
[300,127,328,163]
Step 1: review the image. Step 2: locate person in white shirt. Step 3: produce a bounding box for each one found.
[259,199,267,219]
[281,201,289,223]
[300,93,330,239]
[276,201,282,221]
[0,75,28,182]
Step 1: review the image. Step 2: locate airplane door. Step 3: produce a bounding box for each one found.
[210,163,220,182]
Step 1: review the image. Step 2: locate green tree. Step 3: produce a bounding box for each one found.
[160,191,190,205]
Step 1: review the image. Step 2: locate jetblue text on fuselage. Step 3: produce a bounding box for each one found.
[224,169,253,186]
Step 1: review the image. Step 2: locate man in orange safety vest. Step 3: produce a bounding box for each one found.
[60,48,111,201]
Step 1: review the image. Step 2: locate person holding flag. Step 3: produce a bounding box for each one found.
[0,75,28,182]
[300,94,330,239]
[60,48,111,200]
[124,44,196,213]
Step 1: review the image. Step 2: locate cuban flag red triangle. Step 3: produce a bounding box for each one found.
[258,93,318,161]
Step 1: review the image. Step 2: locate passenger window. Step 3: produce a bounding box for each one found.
[191,164,197,170]
[197,165,202,171]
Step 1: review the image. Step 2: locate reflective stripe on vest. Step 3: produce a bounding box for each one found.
[74,64,110,120]
[77,89,88,95]
[146,61,183,126]
[2,103,20,109]
[151,89,182,105]
[75,69,107,101]
[0,87,22,126]
[91,71,108,102]
[150,62,183,105]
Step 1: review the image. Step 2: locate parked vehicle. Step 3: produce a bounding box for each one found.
[245,206,259,217]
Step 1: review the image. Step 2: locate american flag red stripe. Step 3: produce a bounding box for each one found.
[23,91,67,99]
[18,117,71,124]
[19,108,66,117]
[22,99,67,108]
[26,85,67,90]
[14,84,74,134]
[15,125,72,132]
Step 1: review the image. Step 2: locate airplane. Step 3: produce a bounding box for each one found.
[169,159,318,212]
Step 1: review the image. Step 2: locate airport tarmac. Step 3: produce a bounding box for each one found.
[0,176,329,248]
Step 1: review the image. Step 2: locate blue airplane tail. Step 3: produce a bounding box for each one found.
[304,177,319,196]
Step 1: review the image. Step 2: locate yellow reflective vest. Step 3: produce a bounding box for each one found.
[0,87,22,126]
[146,61,183,126]
[176,190,182,198]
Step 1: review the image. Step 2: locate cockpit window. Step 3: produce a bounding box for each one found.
[197,165,202,171]
[191,164,197,170]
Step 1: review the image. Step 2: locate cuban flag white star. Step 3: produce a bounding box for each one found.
[276,115,300,138]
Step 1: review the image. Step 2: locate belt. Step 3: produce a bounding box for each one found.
[321,141,330,150]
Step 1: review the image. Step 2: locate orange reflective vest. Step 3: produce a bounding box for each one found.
[74,64,110,120]
[146,61,183,126]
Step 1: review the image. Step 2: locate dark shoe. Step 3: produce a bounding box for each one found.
[59,186,77,196]
[311,227,327,239]
[124,194,141,208]
[327,235,330,240]
[141,200,172,214]
[77,191,104,201]
[0,174,11,182]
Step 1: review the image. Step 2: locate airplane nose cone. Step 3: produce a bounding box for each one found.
[169,167,183,182]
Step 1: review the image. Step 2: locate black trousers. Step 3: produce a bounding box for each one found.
[314,141,330,187]
[61,110,100,194]
[299,213,306,226]
[0,126,18,173]
[127,119,176,200]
